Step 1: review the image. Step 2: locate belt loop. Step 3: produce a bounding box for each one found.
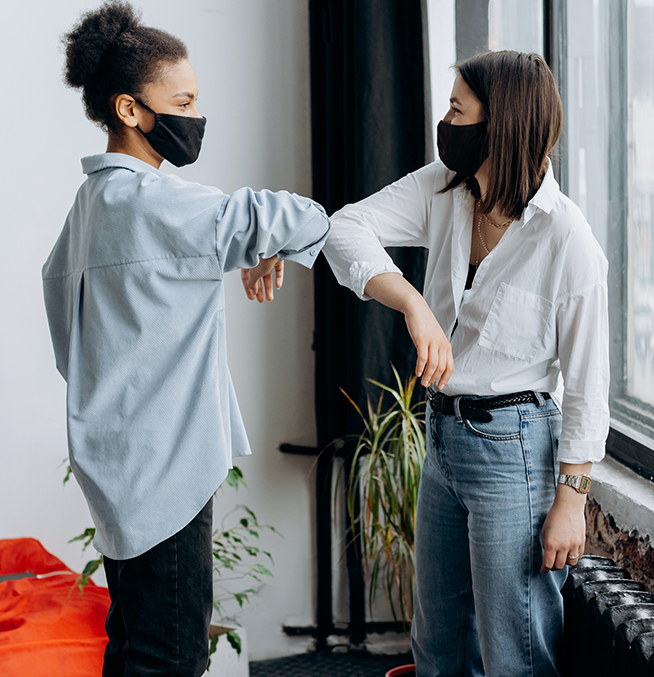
[534,391,545,408]
[453,395,463,423]
[427,388,437,413]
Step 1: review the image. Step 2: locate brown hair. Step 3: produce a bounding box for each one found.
[441,50,563,220]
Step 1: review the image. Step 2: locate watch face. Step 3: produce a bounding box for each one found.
[579,476,591,493]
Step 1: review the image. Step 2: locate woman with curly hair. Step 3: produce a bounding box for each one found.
[324,51,608,676]
[43,3,329,674]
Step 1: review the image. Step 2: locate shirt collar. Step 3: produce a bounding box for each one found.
[81,153,165,177]
[526,159,559,216]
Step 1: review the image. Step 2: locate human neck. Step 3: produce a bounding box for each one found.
[474,164,513,226]
[106,129,163,169]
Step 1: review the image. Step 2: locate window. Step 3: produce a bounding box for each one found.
[489,0,654,480]
[625,2,654,409]
[561,0,654,480]
[489,0,544,54]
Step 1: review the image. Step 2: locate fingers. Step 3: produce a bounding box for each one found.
[553,549,570,571]
[262,270,274,302]
[241,268,256,301]
[414,345,428,383]
[246,267,269,303]
[274,260,284,289]
[405,306,453,389]
[244,258,282,303]
[436,351,455,390]
[246,269,264,303]
[254,276,265,303]
[541,549,582,574]
[540,542,584,573]
[540,547,558,574]
[415,343,454,389]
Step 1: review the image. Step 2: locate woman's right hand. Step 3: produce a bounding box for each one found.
[364,272,454,389]
[405,303,454,389]
[241,256,284,303]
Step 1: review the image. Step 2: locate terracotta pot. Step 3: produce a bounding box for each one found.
[385,665,416,677]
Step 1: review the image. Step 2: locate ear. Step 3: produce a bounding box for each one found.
[113,94,144,129]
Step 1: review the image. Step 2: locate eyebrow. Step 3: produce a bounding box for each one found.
[449,96,463,105]
[172,91,197,100]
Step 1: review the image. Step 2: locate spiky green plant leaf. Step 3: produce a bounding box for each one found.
[334,370,426,624]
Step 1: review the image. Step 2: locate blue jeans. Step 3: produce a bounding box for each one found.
[412,396,567,677]
[102,498,213,677]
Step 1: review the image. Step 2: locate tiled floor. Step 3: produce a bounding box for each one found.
[250,650,414,677]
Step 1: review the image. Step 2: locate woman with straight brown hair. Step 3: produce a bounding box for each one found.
[323,51,608,676]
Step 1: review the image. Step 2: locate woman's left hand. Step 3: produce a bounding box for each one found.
[241,256,284,303]
[540,486,587,574]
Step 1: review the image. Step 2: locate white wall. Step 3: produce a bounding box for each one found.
[428,0,457,138]
[0,0,317,661]
[0,0,460,662]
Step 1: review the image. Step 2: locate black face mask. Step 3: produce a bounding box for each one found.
[136,100,206,167]
[436,120,488,177]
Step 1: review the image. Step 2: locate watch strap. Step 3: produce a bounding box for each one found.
[557,473,592,494]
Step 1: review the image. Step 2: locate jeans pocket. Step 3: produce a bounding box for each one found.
[462,409,521,441]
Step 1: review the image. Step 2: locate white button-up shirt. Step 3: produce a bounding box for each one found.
[323,160,609,464]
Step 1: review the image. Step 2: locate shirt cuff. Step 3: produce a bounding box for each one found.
[348,261,404,300]
[277,210,331,269]
[557,439,606,464]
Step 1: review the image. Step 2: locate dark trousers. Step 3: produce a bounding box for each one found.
[102,498,214,677]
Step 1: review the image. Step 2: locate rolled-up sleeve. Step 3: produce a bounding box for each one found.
[322,164,436,300]
[216,188,330,272]
[555,281,610,463]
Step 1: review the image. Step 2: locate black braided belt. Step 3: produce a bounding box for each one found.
[426,389,551,423]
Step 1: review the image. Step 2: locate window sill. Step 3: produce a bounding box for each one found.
[590,454,654,542]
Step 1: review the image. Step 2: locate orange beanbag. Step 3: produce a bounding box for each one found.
[0,538,109,677]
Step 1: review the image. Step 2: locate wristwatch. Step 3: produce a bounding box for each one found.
[557,474,592,494]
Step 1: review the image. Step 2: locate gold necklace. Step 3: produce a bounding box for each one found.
[482,212,513,229]
[475,200,513,264]
[474,201,484,266]
[477,211,490,255]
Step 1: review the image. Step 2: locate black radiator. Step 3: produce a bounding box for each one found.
[561,555,654,676]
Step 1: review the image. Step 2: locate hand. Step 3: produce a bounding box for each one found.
[241,256,284,303]
[363,273,454,389]
[404,303,454,389]
[540,487,587,574]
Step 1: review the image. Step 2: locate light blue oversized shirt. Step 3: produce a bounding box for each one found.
[42,153,329,560]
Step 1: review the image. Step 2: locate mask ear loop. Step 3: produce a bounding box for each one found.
[133,98,156,114]
[132,99,158,136]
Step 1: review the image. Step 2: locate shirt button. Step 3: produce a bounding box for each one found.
[310,249,317,256]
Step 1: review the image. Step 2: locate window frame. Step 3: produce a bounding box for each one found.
[605,0,654,481]
[546,0,654,481]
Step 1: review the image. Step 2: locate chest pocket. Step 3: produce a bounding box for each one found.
[478,283,553,362]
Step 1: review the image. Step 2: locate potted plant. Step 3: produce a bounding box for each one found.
[335,366,424,675]
[206,466,280,671]
[65,465,279,672]
[385,666,416,677]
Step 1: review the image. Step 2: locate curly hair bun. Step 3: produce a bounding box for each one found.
[62,2,187,132]
[64,1,140,89]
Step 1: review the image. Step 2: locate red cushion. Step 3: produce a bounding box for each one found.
[0,538,72,577]
[0,538,109,677]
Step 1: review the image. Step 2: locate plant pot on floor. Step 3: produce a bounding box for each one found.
[385,665,416,677]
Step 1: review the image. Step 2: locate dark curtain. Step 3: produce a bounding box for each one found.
[311,0,433,449]
[309,0,433,645]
